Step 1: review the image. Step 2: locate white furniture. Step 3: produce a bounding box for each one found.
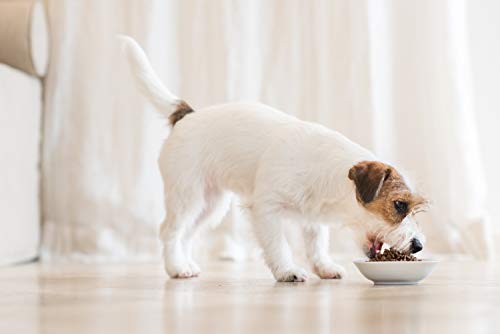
[0,64,41,265]
[0,0,48,265]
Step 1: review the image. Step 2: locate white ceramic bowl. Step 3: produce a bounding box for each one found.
[353,259,439,285]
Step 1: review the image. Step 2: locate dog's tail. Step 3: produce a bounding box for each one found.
[117,35,194,126]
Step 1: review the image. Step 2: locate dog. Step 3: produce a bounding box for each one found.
[120,36,429,282]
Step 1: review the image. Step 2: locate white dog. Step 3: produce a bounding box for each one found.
[120,36,428,282]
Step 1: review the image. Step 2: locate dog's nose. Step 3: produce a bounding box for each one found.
[409,238,423,254]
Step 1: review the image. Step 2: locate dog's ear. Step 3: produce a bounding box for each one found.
[348,161,391,203]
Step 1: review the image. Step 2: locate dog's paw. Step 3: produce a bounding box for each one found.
[314,261,346,279]
[164,261,197,279]
[188,261,201,277]
[275,267,308,282]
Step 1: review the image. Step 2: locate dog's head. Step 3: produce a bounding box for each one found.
[348,161,429,257]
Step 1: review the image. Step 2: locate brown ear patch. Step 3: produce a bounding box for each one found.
[169,101,194,126]
[348,161,391,203]
[349,161,428,225]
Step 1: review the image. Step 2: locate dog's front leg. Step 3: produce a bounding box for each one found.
[251,208,308,282]
[303,224,346,279]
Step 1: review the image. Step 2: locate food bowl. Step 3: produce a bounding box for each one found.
[353,259,439,285]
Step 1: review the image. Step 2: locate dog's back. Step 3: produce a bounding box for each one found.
[161,101,300,196]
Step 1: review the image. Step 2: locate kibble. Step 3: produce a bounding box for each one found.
[369,248,421,262]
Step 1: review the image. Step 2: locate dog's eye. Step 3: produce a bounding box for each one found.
[394,200,408,215]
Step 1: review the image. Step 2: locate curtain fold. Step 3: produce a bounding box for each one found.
[42,0,491,261]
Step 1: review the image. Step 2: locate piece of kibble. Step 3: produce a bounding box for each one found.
[369,247,421,262]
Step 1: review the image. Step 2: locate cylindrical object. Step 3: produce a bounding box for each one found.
[0,0,49,77]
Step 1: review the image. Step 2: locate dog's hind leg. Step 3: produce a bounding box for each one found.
[160,183,205,279]
[160,209,202,278]
[302,224,346,279]
[181,190,233,277]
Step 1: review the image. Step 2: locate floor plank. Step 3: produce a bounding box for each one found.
[0,260,499,333]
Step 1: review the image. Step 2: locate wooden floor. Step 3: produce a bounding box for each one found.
[1,259,499,334]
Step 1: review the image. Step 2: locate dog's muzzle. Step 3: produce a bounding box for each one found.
[409,238,423,254]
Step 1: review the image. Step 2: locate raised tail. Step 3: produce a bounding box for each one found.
[118,35,194,126]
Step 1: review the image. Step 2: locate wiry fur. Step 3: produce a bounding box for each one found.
[120,36,428,282]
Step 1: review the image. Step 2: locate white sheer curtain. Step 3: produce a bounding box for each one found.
[41,0,492,261]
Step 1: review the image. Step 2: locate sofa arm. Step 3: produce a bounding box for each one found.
[0,0,49,77]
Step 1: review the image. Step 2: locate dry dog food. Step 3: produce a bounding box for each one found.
[369,248,420,262]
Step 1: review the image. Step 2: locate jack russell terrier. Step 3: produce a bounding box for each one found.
[120,36,428,282]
